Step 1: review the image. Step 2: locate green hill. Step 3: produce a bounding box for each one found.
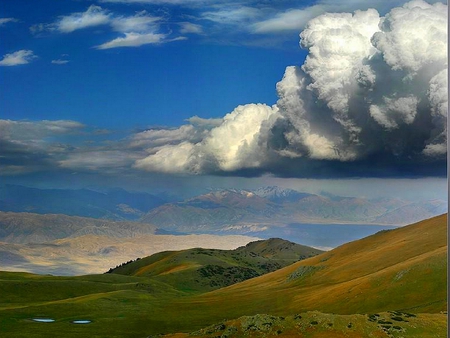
[107,238,323,292]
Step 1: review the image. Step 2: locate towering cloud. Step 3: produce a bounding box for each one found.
[135,0,447,177]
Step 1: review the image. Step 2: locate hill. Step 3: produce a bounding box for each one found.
[108,238,324,292]
[0,215,446,338]
[180,213,447,316]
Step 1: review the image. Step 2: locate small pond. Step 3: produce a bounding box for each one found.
[32,318,55,323]
[72,320,92,324]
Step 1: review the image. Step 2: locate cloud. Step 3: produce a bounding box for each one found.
[0,50,37,66]
[55,5,111,33]
[0,18,18,26]
[51,59,69,65]
[58,150,139,172]
[111,10,161,32]
[133,1,447,177]
[99,0,217,4]
[202,6,262,25]
[1,1,446,179]
[0,120,84,142]
[251,6,325,33]
[134,104,279,173]
[32,5,182,49]
[0,120,85,175]
[179,22,203,34]
[95,32,167,49]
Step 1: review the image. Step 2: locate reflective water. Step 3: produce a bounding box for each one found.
[32,318,55,323]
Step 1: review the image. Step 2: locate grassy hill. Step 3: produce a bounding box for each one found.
[108,238,323,292]
[0,214,446,338]
[180,214,447,317]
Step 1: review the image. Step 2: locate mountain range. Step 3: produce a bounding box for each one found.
[140,187,447,233]
[1,185,446,230]
[0,184,167,221]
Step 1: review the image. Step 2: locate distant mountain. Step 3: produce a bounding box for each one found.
[140,189,281,232]
[253,186,313,203]
[0,184,166,220]
[0,211,158,244]
[374,200,448,225]
[140,187,447,234]
[108,238,323,292]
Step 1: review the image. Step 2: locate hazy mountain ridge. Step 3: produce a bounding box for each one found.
[140,188,447,233]
[0,211,158,244]
[1,185,446,230]
[0,184,166,221]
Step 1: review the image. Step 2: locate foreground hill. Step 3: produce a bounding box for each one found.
[108,238,323,292]
[179,213,447,316]
[0,215,446,338]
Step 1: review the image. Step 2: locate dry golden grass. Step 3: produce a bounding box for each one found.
[176,214,447,316]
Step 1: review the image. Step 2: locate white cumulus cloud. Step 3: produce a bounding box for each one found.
[135,104,279,174]
[133,0,447,176]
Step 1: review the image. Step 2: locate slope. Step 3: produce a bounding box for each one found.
[108,238,323,292]
[158,213,447,326]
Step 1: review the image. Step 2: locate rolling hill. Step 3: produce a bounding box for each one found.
[0,214,445,338]
[108,238,324,292]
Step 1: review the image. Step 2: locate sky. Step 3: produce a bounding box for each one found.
[0,0,448,201]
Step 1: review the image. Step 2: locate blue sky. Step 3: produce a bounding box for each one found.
[1,0,310,128]
[0,0,447,201]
